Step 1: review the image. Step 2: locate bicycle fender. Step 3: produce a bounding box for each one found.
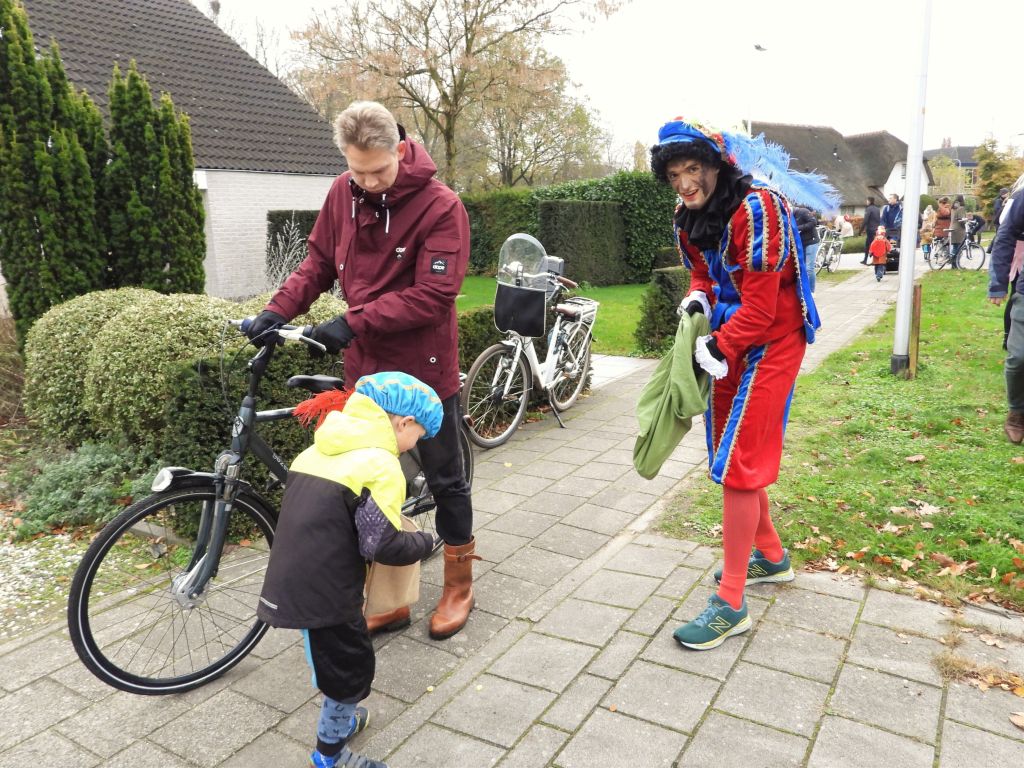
[150,467,255,496]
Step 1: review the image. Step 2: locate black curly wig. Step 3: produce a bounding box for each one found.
[650,139,723,183]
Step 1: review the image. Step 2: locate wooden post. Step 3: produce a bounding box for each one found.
[907,282,923,379]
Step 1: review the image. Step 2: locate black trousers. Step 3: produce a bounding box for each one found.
[417,394,473,544]
[304,619,374,703]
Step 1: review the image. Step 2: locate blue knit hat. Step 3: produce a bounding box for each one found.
[354,371,443,439]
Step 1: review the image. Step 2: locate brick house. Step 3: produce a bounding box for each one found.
[20,0,344,300]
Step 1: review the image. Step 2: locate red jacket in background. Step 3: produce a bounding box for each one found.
[267,138,470,400]
[869,237,891,265]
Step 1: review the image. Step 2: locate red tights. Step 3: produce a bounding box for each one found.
[717,487,784,610]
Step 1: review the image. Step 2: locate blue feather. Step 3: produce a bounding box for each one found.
[723,132,841,214]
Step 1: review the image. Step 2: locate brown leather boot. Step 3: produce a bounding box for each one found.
[429,538,482,640]
[1005,410,1024,444]
[365,605,410,634]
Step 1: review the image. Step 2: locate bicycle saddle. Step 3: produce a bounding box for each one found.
[286,374,345,393]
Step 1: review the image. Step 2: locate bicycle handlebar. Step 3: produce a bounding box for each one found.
[498,262,578,290]
[231,318,327,352]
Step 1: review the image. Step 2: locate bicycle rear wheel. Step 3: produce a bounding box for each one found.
[67,484,275,695]
[550,322,592,412]
[825,245,840,273]
[929,244,947,270]
[462,343,532,448]
[959,241,986,270]
[401,422,474,553]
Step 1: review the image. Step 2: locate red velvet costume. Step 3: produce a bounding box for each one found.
[676,183,818,490]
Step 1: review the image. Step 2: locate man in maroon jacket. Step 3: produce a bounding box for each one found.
[247,101,477,640]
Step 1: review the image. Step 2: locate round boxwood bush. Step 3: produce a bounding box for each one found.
[24,288,160,444]
[82,292,346,448]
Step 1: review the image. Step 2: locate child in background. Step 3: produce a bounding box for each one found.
[257,371,443,768]
[869,226,891,282]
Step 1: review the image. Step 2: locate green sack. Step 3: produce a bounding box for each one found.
[633,312,711,479]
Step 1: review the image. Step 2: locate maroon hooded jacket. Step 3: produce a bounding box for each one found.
[266,138,470,400]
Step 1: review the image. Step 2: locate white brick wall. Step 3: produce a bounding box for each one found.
[202,170,336,299]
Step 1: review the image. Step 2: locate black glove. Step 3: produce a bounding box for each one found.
[704,335,725,362]
[684,301,704,317]
[246,310,287,347]
[310,314,356,355]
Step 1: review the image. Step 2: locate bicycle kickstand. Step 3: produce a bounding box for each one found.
[547,392,567,429]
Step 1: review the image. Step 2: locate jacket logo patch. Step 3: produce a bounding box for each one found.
[431,258,448,275]
[395,247,406,259]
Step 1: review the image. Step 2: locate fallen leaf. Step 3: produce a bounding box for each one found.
[1012,456,1024,464]
[1013,557,1024,569]
[905,454,926,463]
[873,555,894,565]
[1011,712,1024,730]
[1002,572,1018,586]
[921,521,935,529]
[931,553,956,567]
[1014,688,1024,698]
[900,558,914,572]
[608,704,618,712]
[503,462,513,468]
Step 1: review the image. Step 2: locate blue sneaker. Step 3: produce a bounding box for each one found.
[346,706,369,739]
[713,549,795,585]
[673,595,751,650]
[310,746,388,768]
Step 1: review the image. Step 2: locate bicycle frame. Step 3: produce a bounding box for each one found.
[162,341,293,605]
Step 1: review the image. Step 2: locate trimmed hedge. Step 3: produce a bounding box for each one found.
[267,210,319,246]
[24,287,160,444]
[538,171,677,282]
[634,267,691,354]
[653,245,682,270]
[462,188,538,274]
[538,200,628,286]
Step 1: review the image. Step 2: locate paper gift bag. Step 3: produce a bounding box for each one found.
[363,514,422,616]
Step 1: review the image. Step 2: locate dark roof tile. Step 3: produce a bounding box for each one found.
[22,0,344,175]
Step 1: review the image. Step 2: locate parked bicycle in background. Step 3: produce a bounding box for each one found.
[462,234,599,449]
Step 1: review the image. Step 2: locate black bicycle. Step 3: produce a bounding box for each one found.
[67,321,473,695]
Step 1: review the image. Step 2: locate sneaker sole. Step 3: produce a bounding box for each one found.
[713,567,796,586]
[675,615,752,651]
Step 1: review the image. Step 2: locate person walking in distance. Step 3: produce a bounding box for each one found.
[860,196,881,265]
[246,101,478,640]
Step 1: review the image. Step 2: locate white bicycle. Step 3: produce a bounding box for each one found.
[462,234,599,449]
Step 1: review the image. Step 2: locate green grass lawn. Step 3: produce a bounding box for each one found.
[457,275,647,357]
[659,269,1024,609]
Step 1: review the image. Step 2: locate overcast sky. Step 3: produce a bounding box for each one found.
[196,0,1022,156]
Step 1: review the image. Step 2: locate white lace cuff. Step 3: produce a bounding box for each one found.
[694,335,728,380]
[677,290,711,318]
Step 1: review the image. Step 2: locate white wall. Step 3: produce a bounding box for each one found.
[882,161,929,201]
[201,169,336,299]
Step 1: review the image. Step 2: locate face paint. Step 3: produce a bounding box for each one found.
[666,158,720,210]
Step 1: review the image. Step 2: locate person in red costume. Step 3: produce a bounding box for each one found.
[649,117,833,650]
[246,101,478,641]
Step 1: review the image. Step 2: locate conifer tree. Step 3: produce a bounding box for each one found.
[0,2,106,343]
[103,62,204,292]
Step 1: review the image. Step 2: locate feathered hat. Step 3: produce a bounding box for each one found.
[657,117,841,214]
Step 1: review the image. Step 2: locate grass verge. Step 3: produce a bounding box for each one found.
[659,270,1024,610]
[457,275,647,356]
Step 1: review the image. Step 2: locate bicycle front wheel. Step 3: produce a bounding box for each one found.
[67,484,275,695]
[928,246,947,270]
[462,343,532,448]
[959,242,986,270]
[550,322,592,412]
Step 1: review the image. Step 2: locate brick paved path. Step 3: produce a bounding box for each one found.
[2,264,1022,767]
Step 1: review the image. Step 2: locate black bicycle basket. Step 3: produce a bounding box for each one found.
[494,282,547,337]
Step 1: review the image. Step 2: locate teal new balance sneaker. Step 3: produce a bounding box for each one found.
[713,549,795,585]
[673,595,751,650]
